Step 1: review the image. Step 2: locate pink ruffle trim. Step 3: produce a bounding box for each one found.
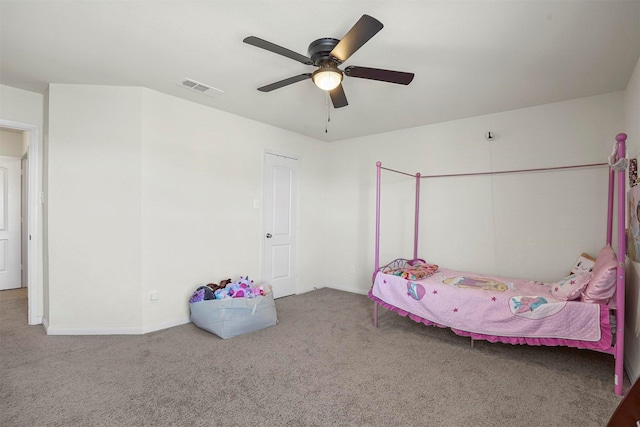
[368,289,613,352]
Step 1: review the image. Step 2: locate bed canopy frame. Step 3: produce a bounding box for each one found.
[372,133,628,396]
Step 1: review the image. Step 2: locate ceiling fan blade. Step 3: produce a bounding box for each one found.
[330,15,383,63]
[330,84,348,108]
[243,36,313,65]
[344,66,414,85]
[257,74,312,92]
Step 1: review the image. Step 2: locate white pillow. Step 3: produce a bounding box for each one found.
[550,273,591,301]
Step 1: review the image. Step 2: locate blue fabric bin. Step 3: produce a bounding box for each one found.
[189,293,277,339]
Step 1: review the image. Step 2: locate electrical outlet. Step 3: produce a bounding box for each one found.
[149,291,159,302]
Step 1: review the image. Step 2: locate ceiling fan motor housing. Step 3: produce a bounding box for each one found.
[308,38,341,66]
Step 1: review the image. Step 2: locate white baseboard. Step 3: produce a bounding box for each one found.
[324,284,369,295]
[46,325,143,335]
[43,317,192,336]
[142,317,191,334]
[295,285,321,295]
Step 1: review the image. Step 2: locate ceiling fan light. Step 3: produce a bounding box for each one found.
[312,68,343,91]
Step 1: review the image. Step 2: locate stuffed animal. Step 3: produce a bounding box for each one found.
[189,288,205,303]
[223,276,252,298]
[196,286,216,300]
[212,276,268,299]
[571,253,596,275]
[206,283,222,293]
[214,288,231,299]
[249,286,265,297]
[206,278,232,294]
[229,286,247,298]
[234,276,254,288]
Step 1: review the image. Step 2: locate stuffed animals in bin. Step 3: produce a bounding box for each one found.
[188,276,270,303]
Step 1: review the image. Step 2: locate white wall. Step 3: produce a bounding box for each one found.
[325,92,624,294]
[139,88,326,332]
[624,55,640,383]
[47,85,143,332]
[0,84,45,320]
[45,84,327,333]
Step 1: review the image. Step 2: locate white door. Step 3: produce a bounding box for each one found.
[262,153,298,298]
[0,156,22,290]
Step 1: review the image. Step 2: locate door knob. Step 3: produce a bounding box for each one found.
[266,233,272,238]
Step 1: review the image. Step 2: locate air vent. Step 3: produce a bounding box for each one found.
[178,78,224,98]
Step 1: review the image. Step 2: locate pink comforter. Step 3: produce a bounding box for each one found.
[371,268,610,347]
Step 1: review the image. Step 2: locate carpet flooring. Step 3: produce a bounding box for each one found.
[0,287,628,426]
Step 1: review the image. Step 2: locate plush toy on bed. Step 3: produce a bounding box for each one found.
[391,260,439,280]
[571,253,596,275]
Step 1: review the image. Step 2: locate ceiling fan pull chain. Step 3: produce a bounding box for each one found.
[325,91,331,133]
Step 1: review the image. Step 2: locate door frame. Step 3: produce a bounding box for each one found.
[261,150,300,297]
[0,119,40,325]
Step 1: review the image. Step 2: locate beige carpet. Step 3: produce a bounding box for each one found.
[0,287,627,426]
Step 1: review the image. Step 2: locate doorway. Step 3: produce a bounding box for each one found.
[262,152,299,298]
[0,154,23,290]
[0,120,40,325]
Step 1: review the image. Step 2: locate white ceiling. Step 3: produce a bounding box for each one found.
[1,1,639,142]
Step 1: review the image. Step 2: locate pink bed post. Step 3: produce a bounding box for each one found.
[614,133,627,396]
[373,161,382,327]
[607,163,615,245]
[414,173,421,260]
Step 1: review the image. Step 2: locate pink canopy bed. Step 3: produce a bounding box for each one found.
[369,133,628,396]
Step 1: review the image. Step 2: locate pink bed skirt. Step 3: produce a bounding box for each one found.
[368,289,613,352]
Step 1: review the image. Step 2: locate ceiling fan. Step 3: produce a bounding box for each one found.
[243,14,414,108]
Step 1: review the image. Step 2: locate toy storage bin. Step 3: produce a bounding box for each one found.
[189,293,277,339]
